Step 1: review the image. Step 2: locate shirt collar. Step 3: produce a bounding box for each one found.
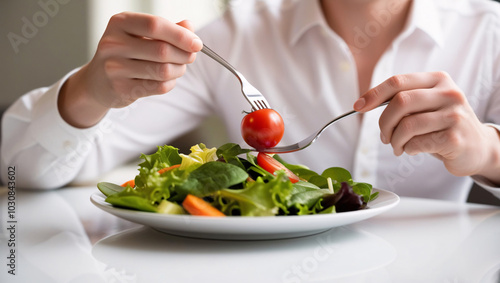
[288,0,326,46]
[289,0,444,48]
[401,0,444,48]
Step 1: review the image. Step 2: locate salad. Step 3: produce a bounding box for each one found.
[97,143,378,217]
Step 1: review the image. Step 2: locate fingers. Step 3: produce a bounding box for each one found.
[353,72,444,112]
[100,34,196,64]
[401,131,453,157]
[107,78,178,107]
[387,110,454,156]
[360,71,475,161]
[108,12,202,52]
[378,87,457,150]
[104,58,186,81]
[85,12,203,109]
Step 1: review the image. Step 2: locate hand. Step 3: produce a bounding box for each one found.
[59,12,202,128]
[353,71,500,183]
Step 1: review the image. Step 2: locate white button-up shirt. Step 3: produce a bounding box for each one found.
[2,0,500,202]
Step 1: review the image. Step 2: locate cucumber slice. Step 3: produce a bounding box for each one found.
[157,200,187,214]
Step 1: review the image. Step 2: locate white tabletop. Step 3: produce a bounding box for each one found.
[1,185,500,283]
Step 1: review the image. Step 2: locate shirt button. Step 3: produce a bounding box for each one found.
[361,170,371,179]
[63,140,72,149]
[361,147,370,155]
[339,61,351,72]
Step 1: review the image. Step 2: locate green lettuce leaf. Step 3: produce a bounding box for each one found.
[138,145,182,171]
[105,185,159,212]
[287,181,332,215]
[216,171,293,216]
[179,143,218,173]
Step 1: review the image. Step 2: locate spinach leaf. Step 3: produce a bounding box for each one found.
[321,167,352,183]
[216,143,251,170]
[173,161,249,200]
[287,181,331,215]
[105,186,159,212]
[97,182,125,197]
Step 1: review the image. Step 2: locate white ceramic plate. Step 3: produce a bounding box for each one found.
[90,188,399,240]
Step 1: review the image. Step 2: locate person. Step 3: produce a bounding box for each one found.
[2,0,500,202]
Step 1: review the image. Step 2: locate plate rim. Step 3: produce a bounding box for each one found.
[90,188,399,239]
[90,188,399,221]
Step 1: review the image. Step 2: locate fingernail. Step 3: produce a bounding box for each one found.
[354,98,365,111]
[380,132,388,144]
[191,38,202,51]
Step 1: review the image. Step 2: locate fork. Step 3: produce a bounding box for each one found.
[200,44,271,111]
[256,102,390,154]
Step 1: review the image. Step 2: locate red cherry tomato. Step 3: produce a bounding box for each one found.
[257,152,300,183]
[241,109,284,149]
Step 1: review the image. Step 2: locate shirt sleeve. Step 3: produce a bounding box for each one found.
[471,123,500,199]
[0,68,112,189]
[1,52,218,190]
[472,17,500,199]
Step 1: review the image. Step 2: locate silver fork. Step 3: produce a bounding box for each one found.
[200,44,271,111]
[257,102,390,153]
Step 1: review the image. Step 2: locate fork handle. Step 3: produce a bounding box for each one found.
[316,101,390,137]
[200,44,241,79]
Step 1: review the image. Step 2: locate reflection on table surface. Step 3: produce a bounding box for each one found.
[1,185,500,283]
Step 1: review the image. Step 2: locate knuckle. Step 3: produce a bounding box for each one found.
[404,140,419,155]
[178,64,187,77]
[367,86,383,103]
[97,36,120,54]
[156,42,170,61]
[443,88,466,104]
[444,110,462,125]
[157,64,171,80]
[387,75,406,90]
[443,130,462,149]
[393,91,412,108]
[157,80,176,94]
[400,117,416,135]
[187,52,197,64]
[103,60,118,76]
[172,28,191,47]
[443,106,469,126]
[109,12,128,26]
[450,135,463,149]
[157,64,184,80]
[434,71,451,81]
[143,15,162,36]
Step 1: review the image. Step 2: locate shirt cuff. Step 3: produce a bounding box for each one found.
[26,68,109,157]
[472,175,500,199]
[471,123,500,199]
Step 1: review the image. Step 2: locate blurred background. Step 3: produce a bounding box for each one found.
[1,0,499,205]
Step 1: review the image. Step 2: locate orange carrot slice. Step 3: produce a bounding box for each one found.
[157,164,181,174]
[182,194,225,217]
[121,179,135,188]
